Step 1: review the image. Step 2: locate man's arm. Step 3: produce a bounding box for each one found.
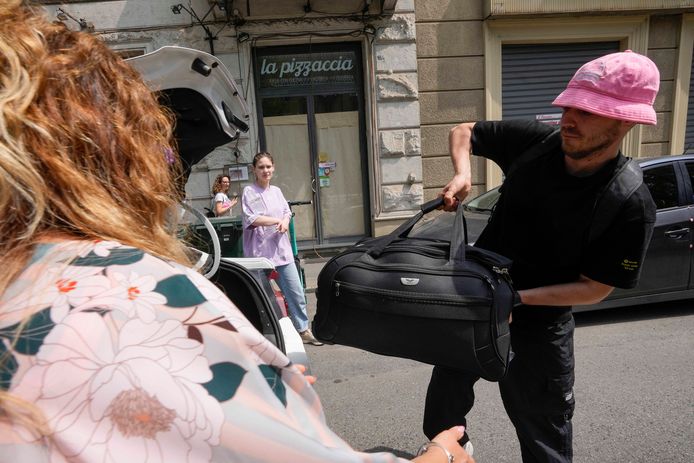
[440,122,476,211]
[518,274,614,307]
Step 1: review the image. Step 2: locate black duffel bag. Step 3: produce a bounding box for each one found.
[312,197,515,381]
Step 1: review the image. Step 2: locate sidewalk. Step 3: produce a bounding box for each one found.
[302,257,329,293]
[299,246,347,293]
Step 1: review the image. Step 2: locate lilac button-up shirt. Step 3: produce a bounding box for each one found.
[241,183,293,267]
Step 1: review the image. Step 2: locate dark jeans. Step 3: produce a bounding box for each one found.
[424,316,576,463]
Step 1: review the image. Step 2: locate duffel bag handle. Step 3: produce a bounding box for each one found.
[367,197,468,265]
[420,197,444,214]
[449,198,468,265]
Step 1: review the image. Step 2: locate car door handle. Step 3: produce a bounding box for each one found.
[664,228,690,239]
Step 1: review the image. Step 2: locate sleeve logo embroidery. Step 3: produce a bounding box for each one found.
[621,259,639,271]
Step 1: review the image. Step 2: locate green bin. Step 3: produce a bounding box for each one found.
[194,216,244,258]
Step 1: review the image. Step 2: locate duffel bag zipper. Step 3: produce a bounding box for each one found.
[371,244,512,273]
[342,261,497,292]
[334,280,491,306]
[492,266,512,284]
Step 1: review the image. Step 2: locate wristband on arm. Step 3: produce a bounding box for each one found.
[416,441,454,463]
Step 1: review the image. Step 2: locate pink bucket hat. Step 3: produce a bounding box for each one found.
[552,50,660,125]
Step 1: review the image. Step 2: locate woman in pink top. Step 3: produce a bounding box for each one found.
[241,152,322,345]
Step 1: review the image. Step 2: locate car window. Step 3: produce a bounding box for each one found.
[684,162,694,204]
[643,164,678,210]
[463,187,500,212]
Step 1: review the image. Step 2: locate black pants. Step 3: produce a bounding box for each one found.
[423,316,576,463]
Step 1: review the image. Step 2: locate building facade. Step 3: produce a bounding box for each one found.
[38,0,694,250]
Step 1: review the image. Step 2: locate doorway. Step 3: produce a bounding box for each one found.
[254,43,369,248]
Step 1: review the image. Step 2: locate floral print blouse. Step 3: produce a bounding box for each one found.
[0,240,407,463]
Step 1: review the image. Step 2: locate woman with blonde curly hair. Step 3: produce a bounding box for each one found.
[0,0,191,452]
[0,3,472,463]
[210,174,238,216]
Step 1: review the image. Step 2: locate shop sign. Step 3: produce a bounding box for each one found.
[257,51,357,89]
[536,113,562,125]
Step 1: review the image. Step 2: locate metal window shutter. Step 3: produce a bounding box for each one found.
[685,50,694,154]
[502,42,621,122]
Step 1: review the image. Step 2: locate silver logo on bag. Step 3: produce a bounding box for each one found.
[400,277,420,286]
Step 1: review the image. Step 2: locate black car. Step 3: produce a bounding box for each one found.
[413,155,694,312]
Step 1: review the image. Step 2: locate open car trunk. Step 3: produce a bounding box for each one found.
[127,47,307,363]
[127,46,250,179]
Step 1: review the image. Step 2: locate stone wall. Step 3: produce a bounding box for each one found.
[372,0,424,218]
[414,0,488,201]
[644,14,682,156]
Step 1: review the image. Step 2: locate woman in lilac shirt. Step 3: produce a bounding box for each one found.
[241,152,323,345]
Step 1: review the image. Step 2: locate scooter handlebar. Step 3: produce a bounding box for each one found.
[287,200,313,207]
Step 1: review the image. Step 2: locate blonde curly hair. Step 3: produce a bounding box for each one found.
[212,174,231,194]
[0,1,192,434]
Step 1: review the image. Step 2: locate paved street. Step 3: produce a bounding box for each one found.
[303,289,694,462]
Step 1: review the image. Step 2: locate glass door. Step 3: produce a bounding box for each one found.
[255,42,369,248]
[260,92,367,246]
[260,96,316,242]
[314,93,365,240]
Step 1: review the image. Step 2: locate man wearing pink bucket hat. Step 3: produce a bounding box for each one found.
[552,49,659,126]
[424,51,659,462]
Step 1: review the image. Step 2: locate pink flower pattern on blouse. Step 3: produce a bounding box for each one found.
[0,240,408,463]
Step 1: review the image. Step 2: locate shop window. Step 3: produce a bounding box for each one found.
[109,41,152,60]
[113,48,147,59]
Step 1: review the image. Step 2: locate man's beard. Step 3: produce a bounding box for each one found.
[561,122,622,160]
[562,138,613,160]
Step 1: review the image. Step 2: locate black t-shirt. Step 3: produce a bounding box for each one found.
[471,120,656,319]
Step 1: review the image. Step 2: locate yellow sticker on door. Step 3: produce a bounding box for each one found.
[621,259,638,271]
